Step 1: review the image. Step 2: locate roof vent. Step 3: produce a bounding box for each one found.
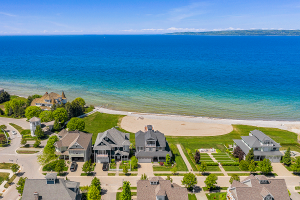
[34,192,39,200]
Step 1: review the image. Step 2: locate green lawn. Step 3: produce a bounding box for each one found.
[9,123,24,133]
[207,166,221,171]
[206,192,227,200]
[188,194,197,200]
[119,173,138,176]
[0,172,9,185]
[223,166,241,171]
[154,173,186,176]
[0,163,13,169]
[170,144,188,171]
[116,192,137,200]
[197,173,224,176]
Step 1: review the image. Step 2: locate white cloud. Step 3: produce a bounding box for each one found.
[168,2,209,21]
[0,12,17,17]
[212,27,244,31]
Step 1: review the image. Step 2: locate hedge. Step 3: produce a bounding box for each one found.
[206,163,219,166]
[221,162,239,166]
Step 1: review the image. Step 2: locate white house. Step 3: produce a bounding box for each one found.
[29,117,41,136]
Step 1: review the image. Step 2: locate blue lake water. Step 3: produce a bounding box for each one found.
[0,35,299,120]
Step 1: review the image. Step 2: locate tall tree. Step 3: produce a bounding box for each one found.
[53,119,61,131]
[20,137,27,146]
[291,157,300,173]
[239,160,249,171]
[165,154,171,166]
[120,181,131,200]
[130,156,138,169]
[39,110,54,122]
[245,148,254,163]
[25,106,42,120]
[0,91,10,103]
[34,125,44,139]
[87,185,101,200]
[182,172,197,190]
[204,174,218,190]
[55,160,66,175]
[170,166,177,174]
[67,117,85,131]
[282,147,291,166]
[91,177,101,192]
[248,160,256,173]
[123,165,129,174]
[194,150,200,164]
[16,177,27,195]
[258,158,273,174]
[37,135,58,165]
[229,174,240,184]
[73,97,86,107]
[82,160,92,174]
[233,146,244,161]
[199,162,207,174]
[53,107,68,123]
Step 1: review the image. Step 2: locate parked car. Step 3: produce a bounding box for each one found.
[102,163,109,171]
[70,162,77,172]
[12,131,17,135]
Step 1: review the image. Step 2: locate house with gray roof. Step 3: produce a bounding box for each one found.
[55,130,92,162]
[233,130,282,163]
[22,173,80,200]
[137,176,188,200]
[93,127,130,163]
[135,125,172,163]
[227,174,290,200]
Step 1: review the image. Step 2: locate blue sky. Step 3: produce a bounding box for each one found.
[1,0,300,35]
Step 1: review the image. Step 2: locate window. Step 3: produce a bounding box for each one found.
[255,148,258,150]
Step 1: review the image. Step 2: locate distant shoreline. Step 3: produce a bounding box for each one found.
[166,30,300,36]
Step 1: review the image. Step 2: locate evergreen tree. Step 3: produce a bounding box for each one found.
[164,154,171,166]
[194,150,200,164]
[282,147,291,166]
[120,181,131,200]
[245,148,254,163]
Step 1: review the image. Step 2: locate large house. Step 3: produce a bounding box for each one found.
[31,91,67,110]
[22,173,80,200]
[137,177,188,200]
[55,129,92,162]
[93,128,130,163]
[227,174,290,200]
[135,125,172,163]
[233,130,282,163]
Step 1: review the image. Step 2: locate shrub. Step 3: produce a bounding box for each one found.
[159,162,164,166]
[221,162,239,166]
[206,162,219,166]
[21,130,31,135]
[43,160,66,171]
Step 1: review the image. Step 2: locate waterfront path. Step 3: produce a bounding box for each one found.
[177,144,193,173]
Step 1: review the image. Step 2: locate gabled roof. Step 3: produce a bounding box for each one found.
[135,128,166,147]
[250,130,281,147]
[54,130,92,150]
[45,173,57,179]
[93,128,130,150]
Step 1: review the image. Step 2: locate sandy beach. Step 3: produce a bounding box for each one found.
[96,107,300,136]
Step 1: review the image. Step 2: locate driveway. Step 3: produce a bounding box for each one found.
[272,163,293,176]
[95,163,108,176]
[67,162,84,176]
[138,163,154,177]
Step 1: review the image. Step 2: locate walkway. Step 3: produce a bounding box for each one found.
[207,153,228,176]
[195,192,208,200]
[272,163,293,176]
[0,169,14,195]
[176,144,193,173]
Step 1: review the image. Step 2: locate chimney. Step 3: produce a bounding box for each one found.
[145,126,147,131]
[34,192,39,200]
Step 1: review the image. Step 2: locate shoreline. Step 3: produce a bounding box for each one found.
[95,107,300,134]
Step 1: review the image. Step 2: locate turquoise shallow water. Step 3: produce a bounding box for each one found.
[0,35,300,120]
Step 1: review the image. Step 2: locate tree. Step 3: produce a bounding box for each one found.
[258,158,273,174]
[120,181,131,200]
[239,160,249,171]
[123,165,129,174]
[290,157,300,173]
[194,150,200,164]
[33,138,41,148]
[199,162,207,174]
[53,107,68,123]
[131,156,138,169]
[37,135,58,165]
[4,99,25,117]
[248,160,256,173]
[166,175,173,183]
[0,91,10,103]
[245,148,254,163]
[16,177,27,195]
[182,172,197,190]
[233,146,244,161]
[204,174,218,190]
[67,117,85,131]
[26,94,42,107]
[229,174,240,184]
[53,119,61,131]
[170,166,177,174]
[25,106,42,120]
[11,163,20,174]
[20,137,27,146]
[91,177,101,192]
[282,147,291,166]
[71,101,84,118]
[34,125,44,139]
[165,154,171,166]
[141,173,148,180]
[73,97,86,107]
[55,160,66,175]
[39,110,54,122]
[82,160,92,174]
[87,185,101,200]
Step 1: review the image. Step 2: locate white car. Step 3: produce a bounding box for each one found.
[12,131,17,135]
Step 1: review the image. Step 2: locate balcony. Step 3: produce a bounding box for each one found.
[146,143,156,147]
[96,154,108,157]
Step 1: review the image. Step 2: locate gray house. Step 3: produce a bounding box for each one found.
[233,130,282,163]
[93,128,130,163]
[135,125,172,163]
[22,173,80,200]
[55,130,93,162]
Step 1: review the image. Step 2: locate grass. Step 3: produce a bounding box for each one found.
[182,145,197,171]
[223,166,241,171]
[188,194,197,200]
[154,173,186,176]
[0,95,27,111]
[16,150,39,154]
[295,186,300,190]
[119,173,138,176]
[203,187,228,191]
[0,172,9,185]
[108,173,116,176]
[207,166,221,171]
[169,144,188,171]
[0,163,13,169]
[116,192,137,200]
[9,123,24,133]
[80,173,94,176]
[166,125,300,153]
[4,174,17,188]
[118,187,137,190]
[206,192,227,200]
[197,173,224,176]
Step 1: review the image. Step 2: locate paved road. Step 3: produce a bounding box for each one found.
[177,144,193,173]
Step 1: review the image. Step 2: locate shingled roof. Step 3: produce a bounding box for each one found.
[93,128,130,150]
[55,130,92,150]
[227,174,290,200]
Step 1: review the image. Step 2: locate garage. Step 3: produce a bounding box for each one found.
[72,157,84,162]
[138,158,152,163]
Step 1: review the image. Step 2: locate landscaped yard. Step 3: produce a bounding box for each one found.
[188,194,197,200]
[207,166,221,171]
[0,172,9,185]
[206,192,227,200]
[223,166,241,171]
[0,163,13,169]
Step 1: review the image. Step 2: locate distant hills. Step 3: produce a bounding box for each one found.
[166,30,300,36]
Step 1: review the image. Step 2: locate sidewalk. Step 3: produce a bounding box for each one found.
[177,144,193,173]
[0,169,14,195]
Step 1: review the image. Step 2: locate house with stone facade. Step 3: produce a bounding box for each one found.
[233,130,282,163]
[31,91,67,110]
[55,129,92,162]
[227,174,290,200]
[135,125,172,163]
[137,177,188,200]
[22,173,80,200]
[93,128,130,163]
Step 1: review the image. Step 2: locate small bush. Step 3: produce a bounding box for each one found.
[21,130,31,135]
[206,162,219,166]
[159,162,164,166]
[221,162,239,166]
